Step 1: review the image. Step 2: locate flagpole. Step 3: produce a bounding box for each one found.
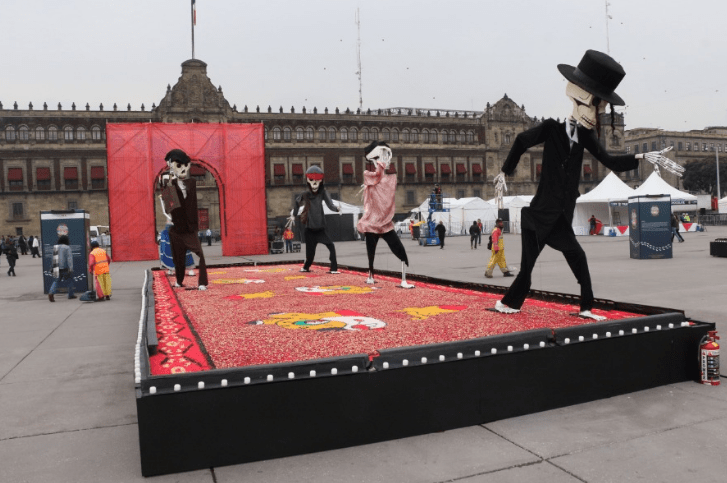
[191,0,195,59]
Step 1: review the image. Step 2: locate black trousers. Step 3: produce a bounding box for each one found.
[304,228,337,271]
[501,216,594,311]
[365,231,409,273]
[169,229,208,286]
[438,234,445,247]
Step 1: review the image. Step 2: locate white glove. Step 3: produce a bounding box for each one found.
[493,171,507,210]
[639,147,684,178]
[286,214,295,228]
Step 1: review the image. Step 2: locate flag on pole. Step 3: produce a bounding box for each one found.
[192,0,196,26]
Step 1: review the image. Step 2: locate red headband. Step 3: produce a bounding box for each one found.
[306,173,324,180]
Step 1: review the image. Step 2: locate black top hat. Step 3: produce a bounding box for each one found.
[364,141,391,156]
[558,50,626,106]
[165,149,191,165]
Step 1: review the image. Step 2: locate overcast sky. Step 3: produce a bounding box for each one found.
[1,0,725,132]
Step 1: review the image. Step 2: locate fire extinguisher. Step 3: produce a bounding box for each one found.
[700,330,720,386]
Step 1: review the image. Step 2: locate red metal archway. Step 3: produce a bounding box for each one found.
[106,123,267,261]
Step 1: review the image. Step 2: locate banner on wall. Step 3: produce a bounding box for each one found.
[106,123,267,261]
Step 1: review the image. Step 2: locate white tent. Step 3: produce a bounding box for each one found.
[573,172,636,235]
[486,195,533,233]
[719,195,727,214]
[411,197,497,234]
[632,172,698,212]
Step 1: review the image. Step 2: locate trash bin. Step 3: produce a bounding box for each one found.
[413,225,420,239]
[628,195,672,259]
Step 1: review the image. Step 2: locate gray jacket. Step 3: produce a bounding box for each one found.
[56,244,73,271]
[293,189,338,230]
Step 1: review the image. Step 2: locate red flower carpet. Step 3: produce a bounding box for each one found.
[149,264,643,375]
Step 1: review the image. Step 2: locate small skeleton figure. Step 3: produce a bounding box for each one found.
[289,165,340,273]
[491,49,680,321]
[159,149,208,290]
[357,141,414,289]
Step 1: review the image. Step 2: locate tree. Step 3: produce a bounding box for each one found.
[682,158,727,198]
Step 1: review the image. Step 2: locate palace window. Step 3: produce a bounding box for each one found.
[583,165,592,181]
[12,202,24,219]
[64,166,79,190]
[381,128,390,142]
[391,129,399,142]
[703,143,707,151]
[77,126,86,141]
[349,128,358,141]
[36,126,45,140]
[92,126,102,140]
[36,167,51,190]
[8,168,24,191]
[402,129,410,142]
[328,127,336,141]
[411,129,419,143]
[458,131,465,143]
[678,142,683,151]
[422,130,429,143]
[342,163,354,183]
[91,166,105,189]
[19,126,29,141]
[429,130,437,143]
[406,190,415,205]
[440,163,451,182]
[49,126,58,141]
[448,130,456,143]
[651,141,657,151]
[643,143,648,153]
[370,128,378,141]
[296,127,304,140]
[456,163,467,182]
[472,163,482,181]
[306,127,314,140]
[273,164,285,184]
[340,128,348,141]
[405,162,416,182]
[424,162,435,181]
[466,131,474,143]
[67,200,78,210]
[272,127,281,140]
[686,142,691,151]
[318,127,326,141]
[283,127,291,140]
[64,126,73,141]
[361,128,370,141]
[5,126,15,141]
[292,163,304,182]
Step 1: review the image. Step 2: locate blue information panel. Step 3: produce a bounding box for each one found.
[40,210,92,294]
[628,195,672,259]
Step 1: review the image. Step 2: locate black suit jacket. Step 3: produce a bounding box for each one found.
[502,119,638,238]
[169,178,199,234]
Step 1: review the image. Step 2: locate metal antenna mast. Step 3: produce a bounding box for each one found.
[605,1,612,54]
[355,8,363,110]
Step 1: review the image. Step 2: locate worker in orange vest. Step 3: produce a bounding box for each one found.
[89,241,112,301]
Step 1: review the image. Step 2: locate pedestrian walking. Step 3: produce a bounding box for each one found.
[283,226,295,253]
[18,235,28,255]
[30,235,40,258]
[435,221,446,249]
[485,218,514,278]
[5,238,18,276]
[477,219,483,246]
[48,235,76,301]
[469,220,481,249]
[671,213,684,243]
[206,228,212,246]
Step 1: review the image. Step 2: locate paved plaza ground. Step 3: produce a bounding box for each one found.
[1,227,726,482]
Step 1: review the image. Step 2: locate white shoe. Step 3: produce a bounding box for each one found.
[495,300,520,314]
[329,270,340,274]
[579,310,605,321]
[198,285,207,291]
[173,282,183,288]
[365,276,375,284]
[400,281,415,289]
[187,270,195,276]
[300,267,310,272]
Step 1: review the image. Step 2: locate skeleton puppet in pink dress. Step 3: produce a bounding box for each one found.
[357,141,414,288]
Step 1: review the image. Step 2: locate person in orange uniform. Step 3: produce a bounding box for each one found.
[283,226,295,253]
[89,241,112,301]
[485,218,514,278]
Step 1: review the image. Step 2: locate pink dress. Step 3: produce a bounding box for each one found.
[357,165,396,234]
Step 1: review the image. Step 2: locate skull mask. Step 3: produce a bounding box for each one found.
[566,81,607,130]
[366,144,393,171]
[305,165,325,193]
[165,149,192,180]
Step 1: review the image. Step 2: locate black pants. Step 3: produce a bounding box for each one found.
[6,257,16,275]
[470,234,478,248]
[438,234,445,248]
[304,228,337,271]
[365,231,409,273]
[31,247,39,258]
[169,229,208,286]
[502,216,594,311]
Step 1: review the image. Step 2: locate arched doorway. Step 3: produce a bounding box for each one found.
[107,123,267,261]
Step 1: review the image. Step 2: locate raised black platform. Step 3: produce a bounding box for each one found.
[710,238,727,257]
[135,263,714,476]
